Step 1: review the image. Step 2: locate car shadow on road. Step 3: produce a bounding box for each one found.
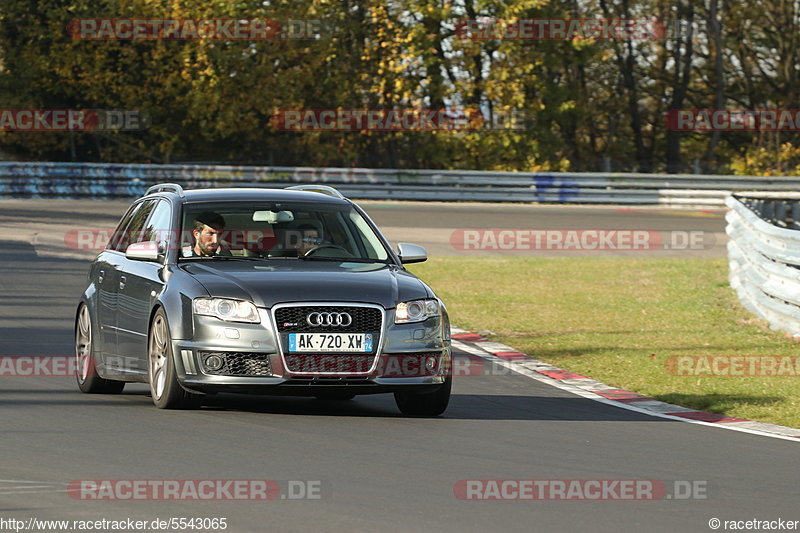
[0,386,674,421]
[196,392,666,421]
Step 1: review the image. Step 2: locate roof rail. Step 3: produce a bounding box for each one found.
[285,184,346,200]
[145,183,185,197]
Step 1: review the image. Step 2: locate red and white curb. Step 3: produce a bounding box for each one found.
[451,327,800,443]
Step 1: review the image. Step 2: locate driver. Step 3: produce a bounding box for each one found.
[192,211,232,257]
[294,224,323,256]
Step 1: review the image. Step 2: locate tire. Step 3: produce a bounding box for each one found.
[75,304,125,394]
[148,309,201,409]
[394,376,452,417]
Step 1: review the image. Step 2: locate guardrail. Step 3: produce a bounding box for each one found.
[726,193,800,335]
[2,162,800,206]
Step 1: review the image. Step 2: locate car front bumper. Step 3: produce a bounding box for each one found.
[171,306,451,396]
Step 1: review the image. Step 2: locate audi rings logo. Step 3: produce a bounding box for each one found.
[306,312,352,327]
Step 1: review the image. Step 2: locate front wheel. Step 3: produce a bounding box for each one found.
[148,309,200,409]
[394,377,452,417]
[75,304,125,394]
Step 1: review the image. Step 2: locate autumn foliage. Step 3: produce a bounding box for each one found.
[0,0,796,174]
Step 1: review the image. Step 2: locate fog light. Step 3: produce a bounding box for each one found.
[205,354,224,371]
[425,356,438,371]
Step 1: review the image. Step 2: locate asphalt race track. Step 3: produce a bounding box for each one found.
[0,199,796,533]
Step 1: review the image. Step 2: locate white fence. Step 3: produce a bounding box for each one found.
[726,193,800,335]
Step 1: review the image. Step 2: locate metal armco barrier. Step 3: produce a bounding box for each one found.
[726,192,800,335]
[2,162,800,205]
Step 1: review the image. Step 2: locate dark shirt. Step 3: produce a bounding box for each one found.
[191,247,232,257]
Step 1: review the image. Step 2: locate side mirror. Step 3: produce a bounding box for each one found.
[126,241,161,262]
[397,242,427,264]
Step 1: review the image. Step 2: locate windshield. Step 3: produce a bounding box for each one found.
[179,201,391,263]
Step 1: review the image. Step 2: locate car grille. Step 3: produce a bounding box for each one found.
[275,305,383,374]
[199,352,272,376]
[283,354,377,374]
[275,306,382,333]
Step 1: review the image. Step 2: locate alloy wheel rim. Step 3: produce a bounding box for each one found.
[76,306,92,383]
[149,315,168,399]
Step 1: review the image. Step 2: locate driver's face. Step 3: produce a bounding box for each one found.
[296,229,320,255]
[193,225,221,256]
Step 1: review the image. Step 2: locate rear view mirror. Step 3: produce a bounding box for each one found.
[254,210,294,223]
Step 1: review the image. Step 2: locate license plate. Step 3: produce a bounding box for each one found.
[288,333,373,353]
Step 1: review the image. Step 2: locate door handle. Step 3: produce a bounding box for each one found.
[98,269,105,284]
[119,275,127,290]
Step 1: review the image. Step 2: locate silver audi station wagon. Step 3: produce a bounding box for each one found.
[75,184,452,415]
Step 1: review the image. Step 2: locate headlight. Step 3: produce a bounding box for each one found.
[193,298,260,323]
[395,299,439,324]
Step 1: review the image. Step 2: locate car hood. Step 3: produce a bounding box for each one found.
[180,260,432,308]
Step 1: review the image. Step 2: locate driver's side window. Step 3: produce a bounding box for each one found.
[111,200,155,252]
[141,200,172,246]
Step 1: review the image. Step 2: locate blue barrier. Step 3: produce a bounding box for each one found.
[0,161,796,205]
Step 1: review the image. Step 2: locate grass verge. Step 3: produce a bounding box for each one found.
[409,256,800,428]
